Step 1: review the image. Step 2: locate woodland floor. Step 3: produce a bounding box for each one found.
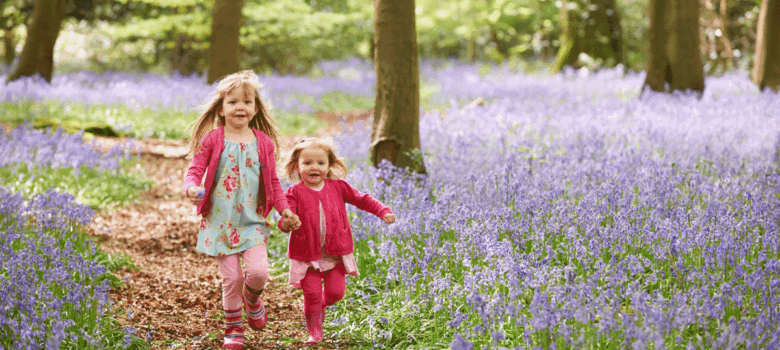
[86,110,372,350]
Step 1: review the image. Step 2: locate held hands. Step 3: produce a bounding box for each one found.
[278,211,392,231]
[186,186,206,205]
[279,208,301,232]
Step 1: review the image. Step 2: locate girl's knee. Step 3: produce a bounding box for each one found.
[245,266,270,285]
[324,288,345,306]
[303,290,323,304]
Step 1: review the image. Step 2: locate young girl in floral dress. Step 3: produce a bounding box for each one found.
[182,70,301,350]
[278,138,396,345]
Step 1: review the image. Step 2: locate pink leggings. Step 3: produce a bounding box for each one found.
[300,263,347,315]
[215,244,269,311]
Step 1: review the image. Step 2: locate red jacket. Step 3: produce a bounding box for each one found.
[280,179,392,261]
[183,127,289,218]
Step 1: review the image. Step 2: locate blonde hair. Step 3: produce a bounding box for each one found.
[283,138,348,183]
[186,70,280,160]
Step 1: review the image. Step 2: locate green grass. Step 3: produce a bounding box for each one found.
[0,101,191,139]
[91,250,149,350]
[0,96,332,140]
[0,85,452,142]
[266,216,293,278]
[300,92,375,112]
[0,160,153,210]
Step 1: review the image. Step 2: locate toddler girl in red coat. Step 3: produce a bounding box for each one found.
[278,137,396,345]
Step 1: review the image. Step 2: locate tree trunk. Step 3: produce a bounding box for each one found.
[642,0,704,94]
[466,36,476,62]
[551,0,624,74]
[207,0,244,84]
[552,4,580,73]
[590,0,624,66]
[6,0,68,83]
[368,32,375,61]
[171,32,203,76]
[371,0,426,174]
[752,0,780,92]
[3,29,15,66]
[490,28,509,58]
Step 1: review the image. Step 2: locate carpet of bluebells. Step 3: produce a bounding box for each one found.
[0,125,150,209]
[0,59,379,139]
[3,59,780,349]
[0,125,144,349]
[333,65,780,348]
[1,59,376,113]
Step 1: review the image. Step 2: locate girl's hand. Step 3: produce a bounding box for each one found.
[279,217,300,232]
[186,186,205,205]
[279,216,290,231]
[382,213,396,224]
[280,208,301,231]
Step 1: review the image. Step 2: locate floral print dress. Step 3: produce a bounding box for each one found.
[197,140,270,256]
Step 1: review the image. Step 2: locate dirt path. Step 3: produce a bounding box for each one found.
[88,110,371,350]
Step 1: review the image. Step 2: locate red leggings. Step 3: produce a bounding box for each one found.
[300,263,346,315]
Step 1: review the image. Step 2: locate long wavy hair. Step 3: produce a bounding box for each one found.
[186,70,280,160]
[282,138,349,183]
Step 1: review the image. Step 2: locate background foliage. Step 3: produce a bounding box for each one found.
[0,0,765,75]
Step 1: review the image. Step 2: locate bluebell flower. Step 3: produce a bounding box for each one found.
[450,333,473,350]
[123,326,136,347]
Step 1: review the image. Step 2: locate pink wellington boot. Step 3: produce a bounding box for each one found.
[224,325,244,350]
[303,311,324,345]
[224,308,245,349]
[242,285,267,331]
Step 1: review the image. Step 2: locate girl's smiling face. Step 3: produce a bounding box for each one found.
[220,88,258,131]
[298,147,330,189]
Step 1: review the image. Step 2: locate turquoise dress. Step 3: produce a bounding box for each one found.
[197,140,270,256]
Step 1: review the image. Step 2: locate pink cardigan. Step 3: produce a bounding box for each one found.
[183,127,289,218]
[279,179,392,261]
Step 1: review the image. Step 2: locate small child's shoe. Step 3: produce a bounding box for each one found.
[224,308,244,349]
[304,336,319,345]
[224,327,244,349]
[243,285,267,331]
[304,311,324,345]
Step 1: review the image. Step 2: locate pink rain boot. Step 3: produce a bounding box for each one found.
[242,285,267,331]
[224,308,244,349]
[303,311,323,345]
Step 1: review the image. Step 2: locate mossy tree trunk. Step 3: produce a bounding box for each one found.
[172,31,204,76]
[490,28,510,58]
[6,0,68,83]
[752,0,780,92]
[3,30,15,66]
[642,0,704,94]
[552,6,580,72]
[207,0,244,84]
[371,0,426,174]
[551,0,624,74]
